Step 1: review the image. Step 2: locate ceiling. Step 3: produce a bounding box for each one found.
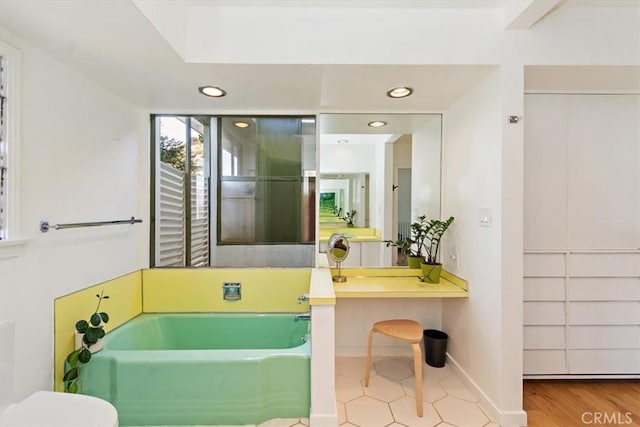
[0,0,638,112]
[0,0,497,111]
[319,113,440,145]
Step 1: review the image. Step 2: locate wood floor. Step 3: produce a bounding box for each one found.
[524,380,640,426]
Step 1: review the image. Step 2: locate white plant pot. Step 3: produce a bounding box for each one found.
[74,332,104,354]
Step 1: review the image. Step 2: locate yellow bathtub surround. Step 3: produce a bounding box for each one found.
[318,227,380,242]
[142,268,311,312]
[53,270,143,391]
[331,267,468,298]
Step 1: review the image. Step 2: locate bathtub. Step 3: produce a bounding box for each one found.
[80,313,310,426]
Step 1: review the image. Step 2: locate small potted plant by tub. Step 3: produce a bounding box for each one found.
[384,215,429,268]
[420,216,455,283]
[342,209,357,228]
[63,291,110,393]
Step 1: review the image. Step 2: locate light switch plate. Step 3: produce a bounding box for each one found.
[479,208,492,228]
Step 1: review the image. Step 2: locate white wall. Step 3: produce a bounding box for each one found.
[0,28,148,400]
[336,298,441,356]
[441,69,518,422]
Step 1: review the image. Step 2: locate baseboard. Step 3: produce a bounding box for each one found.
[524,374,640,380]
[447,353,528,427]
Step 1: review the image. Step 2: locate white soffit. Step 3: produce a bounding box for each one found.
[320,65,497,111]
[525,66,640,92]
[319,134,396,145]
[503,0,562,29]
[132,0,506,64]
[320,113,439,134]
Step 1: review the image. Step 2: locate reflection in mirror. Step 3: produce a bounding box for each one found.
[319,113,442,267]
[319,173,369,228]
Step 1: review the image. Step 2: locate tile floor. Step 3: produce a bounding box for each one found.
[336,356,498,427]
[142,356,498,427]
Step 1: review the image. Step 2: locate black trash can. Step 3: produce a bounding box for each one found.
[423,329,448,368]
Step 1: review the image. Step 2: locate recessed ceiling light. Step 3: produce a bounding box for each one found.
[368,121,388,128]
[234,121,249,128]
[198,86,227,97]
[387,86,413,98]
[337,139,349,143]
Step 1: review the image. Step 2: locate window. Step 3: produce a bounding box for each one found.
[151,115,316,267]
[218,116,316,245]
[152,116,210,267]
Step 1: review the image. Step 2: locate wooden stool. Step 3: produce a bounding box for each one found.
[363,319,424,417]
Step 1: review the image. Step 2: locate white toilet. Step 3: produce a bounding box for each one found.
[0,321,118,427]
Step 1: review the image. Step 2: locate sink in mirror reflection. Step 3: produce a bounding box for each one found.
[319,113,442,267]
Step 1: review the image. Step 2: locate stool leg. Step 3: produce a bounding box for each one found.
[411,342,423,417]
[363,329,375,387]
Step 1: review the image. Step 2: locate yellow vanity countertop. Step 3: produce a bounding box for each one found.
[331,267,468,298]
[319,227,381,242]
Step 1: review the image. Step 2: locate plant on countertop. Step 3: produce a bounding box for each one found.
[63,291,110,393]
[342,210,357,227]
[420,216,455,283]
[421,216,455,264]
[384,214,429,267]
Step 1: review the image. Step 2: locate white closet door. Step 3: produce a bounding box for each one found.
[567,95,640,250]
[524,94,640,377]
[524,94,569,251]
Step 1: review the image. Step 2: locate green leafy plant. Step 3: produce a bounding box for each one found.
[421,216,455,265]
[63,291,110,393]
[342,209,357,226]
[384,214,430,258]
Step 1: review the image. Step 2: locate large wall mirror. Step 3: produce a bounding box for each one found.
[319,113,442,267]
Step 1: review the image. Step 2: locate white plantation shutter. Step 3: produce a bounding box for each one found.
[190,174,209,266]
[157,162,184,266]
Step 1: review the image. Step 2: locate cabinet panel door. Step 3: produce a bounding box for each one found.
[524,301,565,325]
[569,301,640,325]
[524,326,565,350]
[524,350,567,374]
[360,242,381,267]
[524,278,565,301]
[568,253,640,277]
[567,95,640,250]
[569,277,640,301]
[524,253,566,277]
[569,349,640,374]
[524,94,569,250]
[569,325,640,349]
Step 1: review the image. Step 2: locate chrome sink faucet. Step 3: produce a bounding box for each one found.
[297,294,309,304]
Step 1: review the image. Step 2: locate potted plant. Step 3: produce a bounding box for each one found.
[342,209,357,228]
[420,216,455,283]
[384,215,429,268]
[63,291,110,393]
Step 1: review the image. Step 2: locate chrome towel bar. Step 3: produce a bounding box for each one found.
[40,216,142,233]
